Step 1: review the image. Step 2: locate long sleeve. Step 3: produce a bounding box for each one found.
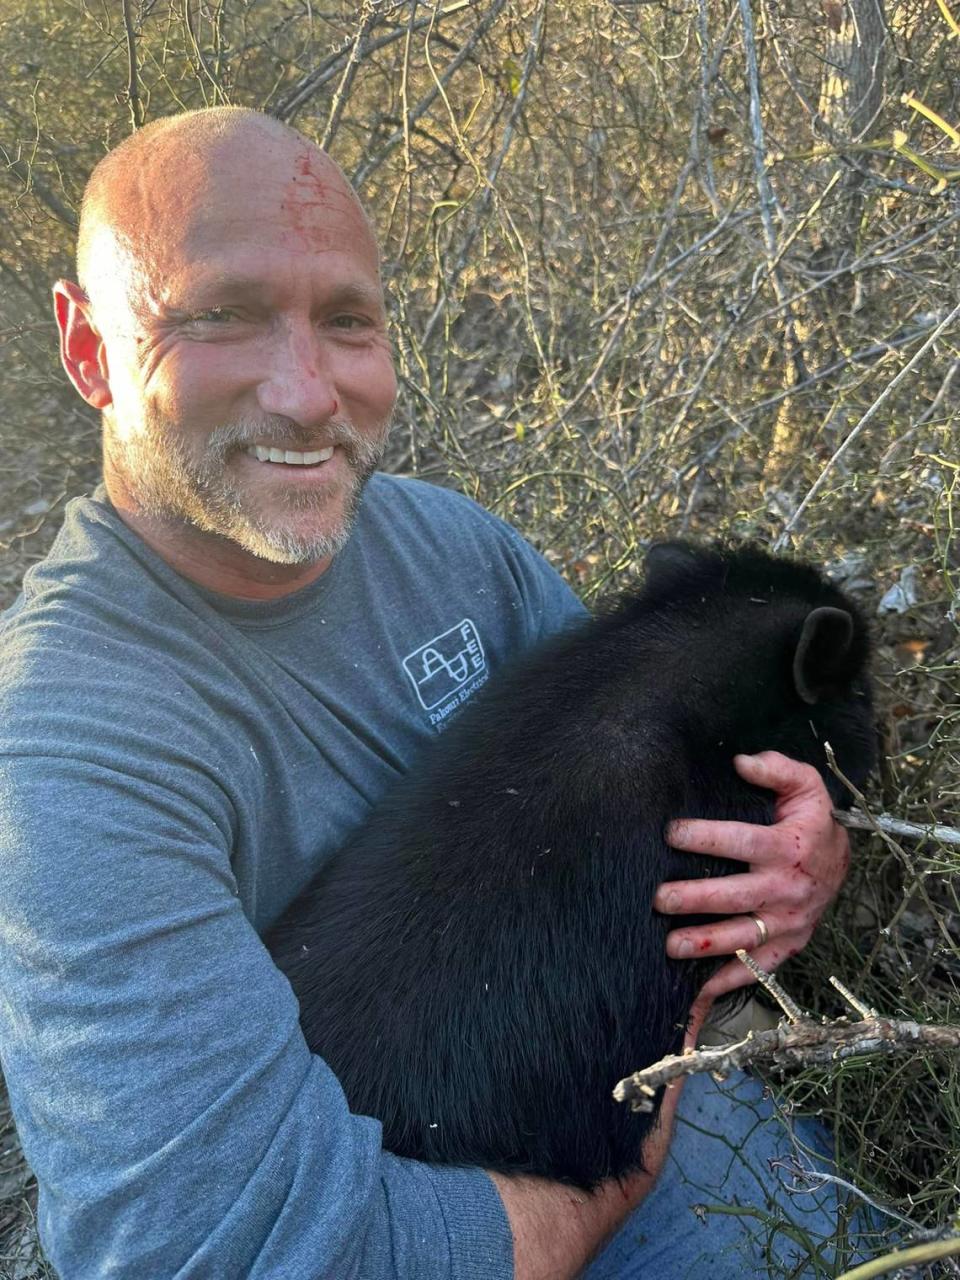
[0,740,512,1278]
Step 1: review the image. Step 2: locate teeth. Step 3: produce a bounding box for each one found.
[247,446,335,465]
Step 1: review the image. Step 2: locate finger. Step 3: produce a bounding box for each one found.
[696,940,799,999]
[666,916,807,960]
[697,956,755,998]
[654,872,775,916]
[696,956,758,999]
[666,818,781,864]
[733,752,830,815]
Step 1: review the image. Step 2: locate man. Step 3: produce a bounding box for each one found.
[0,107,857,1278]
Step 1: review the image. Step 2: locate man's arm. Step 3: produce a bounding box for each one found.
[491,1084,684,1279]
[0,741,512,1279]
[492,1162,652,1280]
[0,670,688,1280]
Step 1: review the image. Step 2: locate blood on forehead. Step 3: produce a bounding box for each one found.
[295,149,327,189]
[133,139,380,278]
[276,148,373,258]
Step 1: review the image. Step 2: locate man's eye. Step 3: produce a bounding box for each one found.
[330,314,368,330]
[188,307,233,324]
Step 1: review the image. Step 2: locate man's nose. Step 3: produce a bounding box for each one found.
[256,323,339,428]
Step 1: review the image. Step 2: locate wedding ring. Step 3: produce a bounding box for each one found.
[750,913,769,947]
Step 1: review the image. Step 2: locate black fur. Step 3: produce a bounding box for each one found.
[266,541,876,1188]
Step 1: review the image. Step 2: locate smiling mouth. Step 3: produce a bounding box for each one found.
[245,445,335,466]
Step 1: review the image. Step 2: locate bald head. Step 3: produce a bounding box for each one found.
[76,107,379,314]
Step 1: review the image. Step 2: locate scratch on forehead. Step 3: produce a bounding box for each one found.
[281,146,378,262]
[294,148,329,192]
[285,147,351,214]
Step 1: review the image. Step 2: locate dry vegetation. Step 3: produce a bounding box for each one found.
[0,1,958,1276]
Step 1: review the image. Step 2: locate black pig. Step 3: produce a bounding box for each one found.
[266,541,875,1188]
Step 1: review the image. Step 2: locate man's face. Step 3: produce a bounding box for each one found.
[92,140,397,566]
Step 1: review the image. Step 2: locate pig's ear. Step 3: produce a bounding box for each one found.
[793,606,855,705]
[644,541,710,590]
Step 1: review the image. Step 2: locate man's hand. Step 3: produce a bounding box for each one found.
[653,751,850,997]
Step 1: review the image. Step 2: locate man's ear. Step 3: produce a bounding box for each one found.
[52,280,112,410]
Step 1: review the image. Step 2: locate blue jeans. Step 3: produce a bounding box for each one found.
[585,1071,886,1279]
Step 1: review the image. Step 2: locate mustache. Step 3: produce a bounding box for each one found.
[206,416,367,456]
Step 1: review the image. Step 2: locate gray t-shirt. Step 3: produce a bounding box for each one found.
[0,473,587,1279]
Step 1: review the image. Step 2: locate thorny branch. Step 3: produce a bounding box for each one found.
[616,949,959,1115]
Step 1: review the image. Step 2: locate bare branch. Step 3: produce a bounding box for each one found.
[121,0,144,129]
[614,1016,960,1112]
[184,0,229,105]
[321,2,383,149]
[836,1234,960,1280]
[833,807,960,849]
[829,976,878,1021]
[737,0,807,384]
[352,0,509,186]
[774,301,960,550]
[273,0,473,121]
[420,0,547,347]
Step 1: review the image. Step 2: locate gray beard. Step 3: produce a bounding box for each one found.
[104,409,390,565]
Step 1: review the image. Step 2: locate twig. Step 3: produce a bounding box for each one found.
[829,976,878,1021]
[594,207,753,326]
[735,949,806,1023]
[651,315,945,478]
[836,1234,960,1280]
[648,168,845,464]
[693,0,721,214]
[833,807,960,848]
[902,91,960,147]
[420,0,547,348]
[121,0,144,129]
[273,1,473,122]
[774,1163,919,1230]
[737,0,807,384]
[773,300,960,549]
[878,357,959,470]
[613,1016,960,1112]
[935,0,960,38]
[185,0,228,104]
[0,147,78,229]
[321,1,383,149]
[352,0,509,187]
[825,745,960,960]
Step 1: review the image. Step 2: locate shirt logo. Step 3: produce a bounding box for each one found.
[403,619,488,726]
